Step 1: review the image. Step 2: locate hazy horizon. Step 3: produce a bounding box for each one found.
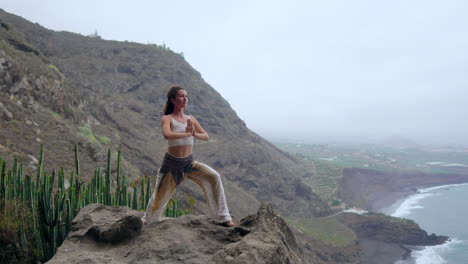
[1,1,468,147]
[261,131,468,148]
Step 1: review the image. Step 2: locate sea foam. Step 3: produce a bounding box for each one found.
[391,183,468,218]
[391,183,468,264]
[391,192,435,218]
[412,239,462,264]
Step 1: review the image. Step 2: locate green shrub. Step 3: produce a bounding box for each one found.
[0,200,39,264]
[0,209,21,264]
[97,135,111,145]
[331,199,341,206]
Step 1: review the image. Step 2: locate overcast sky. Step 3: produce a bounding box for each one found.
[2,0,468,146]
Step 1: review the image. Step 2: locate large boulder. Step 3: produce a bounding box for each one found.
[66,204,143,243]
[47,203,307,264]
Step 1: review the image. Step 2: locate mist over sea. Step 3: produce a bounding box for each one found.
[385,184,468,264]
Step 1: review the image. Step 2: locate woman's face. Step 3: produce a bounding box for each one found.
[171,89,188,108]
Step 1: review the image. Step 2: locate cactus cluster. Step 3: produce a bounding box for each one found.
[0,144,194,263]
[166,197,194,218]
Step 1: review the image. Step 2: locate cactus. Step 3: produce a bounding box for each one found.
[132,185,138,210]
[68,171,76,214]
[19,212,28,253]
[0,160,6,209]
[116,150,122,205]
[73,144,82,209]
[74,144,80,179]
[127,192,132,208]
[12,158,18,199]
[36,144,44,184]
[0,144,194,263]
[38,171,65,260]
[105,149,111,205]
[24,175,31,202]
[139,178,145,210]
[164,196,194,218]
[95,168,101,203]
[58,168,65,194]
[122,174,127,206]
[145,176,151,209]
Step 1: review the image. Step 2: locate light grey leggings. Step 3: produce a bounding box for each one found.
[142,161,232,224]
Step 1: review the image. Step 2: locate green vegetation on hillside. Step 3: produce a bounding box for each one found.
[286,216,356,246]
[365,212,415,225]
[279,151,344,204]
[276,142,468,174]
[78,124,111,145]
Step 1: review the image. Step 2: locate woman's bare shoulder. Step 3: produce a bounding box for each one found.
[161,115,172,123]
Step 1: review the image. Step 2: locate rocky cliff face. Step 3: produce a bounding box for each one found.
[338,213,447,246]
[47,203,307,264]
[338,213,448,264]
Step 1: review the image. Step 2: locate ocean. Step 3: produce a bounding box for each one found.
[384,183,468,264]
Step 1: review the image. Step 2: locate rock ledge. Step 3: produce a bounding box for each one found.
[47,202,306,264]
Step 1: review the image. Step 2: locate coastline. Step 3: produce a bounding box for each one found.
[374,191,416,214]
[378,182,468,264]
[340,167,468,213]
[379,182,468,215]
[338,168,468,264]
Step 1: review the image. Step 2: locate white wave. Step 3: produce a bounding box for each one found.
[411,239,463,264]
[391,183,468,217]
[390,184,468,264]
[425,162,444,165]
[423,161,468,167]
[419,183,468,193]
[391,192,435,218]
[440,163,468,167]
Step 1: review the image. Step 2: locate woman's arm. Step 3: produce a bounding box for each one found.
[160,115,192,139]
[189,116,209,141]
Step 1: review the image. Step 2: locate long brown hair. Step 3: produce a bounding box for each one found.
[163,85,185,115]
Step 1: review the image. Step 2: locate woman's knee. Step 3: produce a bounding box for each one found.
[195,162,221,181]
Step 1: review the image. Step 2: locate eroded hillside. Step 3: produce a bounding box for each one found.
[0,10,330,220]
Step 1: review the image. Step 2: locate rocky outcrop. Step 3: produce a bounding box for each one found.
[0,46,64,113]
[338,212,448,264]
[338,213,448,246]
[47,203,306,264]
[0,101,12,120]
[65,205,142,243]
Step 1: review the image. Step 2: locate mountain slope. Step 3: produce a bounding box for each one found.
[0,9,330,219]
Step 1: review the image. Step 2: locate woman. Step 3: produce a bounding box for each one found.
[141,85,235,227]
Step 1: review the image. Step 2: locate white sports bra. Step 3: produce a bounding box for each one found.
[167,117,194,147]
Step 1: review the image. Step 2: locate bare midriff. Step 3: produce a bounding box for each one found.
[167,145,193,158]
